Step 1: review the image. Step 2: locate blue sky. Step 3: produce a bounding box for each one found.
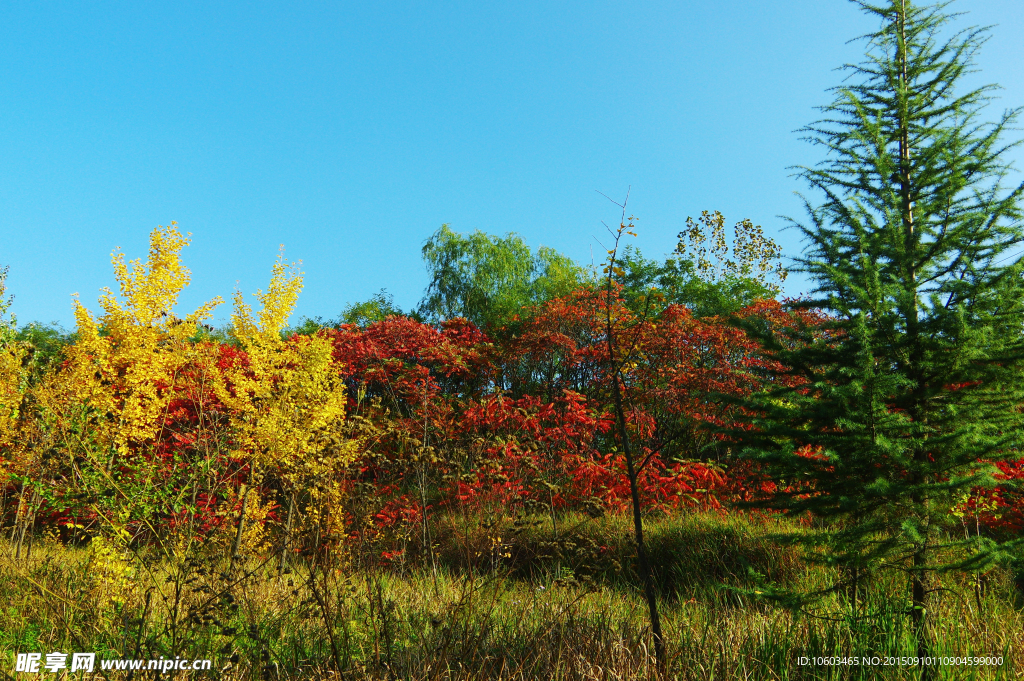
[2,0,1022,328]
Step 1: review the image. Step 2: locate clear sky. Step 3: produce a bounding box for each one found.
[2,0,1022,328]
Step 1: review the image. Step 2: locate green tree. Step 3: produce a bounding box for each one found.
[340,289,407,327]
[617,211,786,317]
[738,0,1024,661]
[418,224,586,330]
[13,322,75,384]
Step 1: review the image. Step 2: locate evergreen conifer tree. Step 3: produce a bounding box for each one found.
[738,0,1024,659]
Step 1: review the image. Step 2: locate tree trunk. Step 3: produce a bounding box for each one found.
[278,491,295,576]
[897,2,931,668]
[911,544,930,676]
[230,483,250,567]
[610,371,666,676]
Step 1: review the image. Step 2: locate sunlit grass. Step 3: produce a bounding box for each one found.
[2,511,1021,679]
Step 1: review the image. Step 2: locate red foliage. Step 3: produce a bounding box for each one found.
[322,287,775,526]
[20,282,1024,554]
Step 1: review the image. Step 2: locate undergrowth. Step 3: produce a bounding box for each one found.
[2,511,1021,680]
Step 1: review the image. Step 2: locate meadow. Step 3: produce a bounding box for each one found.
[4,511,1021,680]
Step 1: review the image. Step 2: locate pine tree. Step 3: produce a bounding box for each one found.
[738,0,1024,659]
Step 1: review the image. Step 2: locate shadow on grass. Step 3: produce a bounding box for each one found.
[427,510,807,601]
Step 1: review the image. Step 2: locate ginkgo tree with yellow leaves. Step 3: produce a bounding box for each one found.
[0,225,359,561]
[17,225,225,549]
[0,344,25,466]
[59,225,222,458]
[217,253,351,476]
[215,252,356,557]
[0,266,31,540]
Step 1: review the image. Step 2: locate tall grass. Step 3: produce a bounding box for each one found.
[2,511,1021,679]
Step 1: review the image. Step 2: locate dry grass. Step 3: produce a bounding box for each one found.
[2,511,1022,680]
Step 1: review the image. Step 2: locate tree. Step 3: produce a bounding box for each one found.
[15,225,227,554]
[339,289,407,327]
[216,253,354,561]
[738,0,1024,662]
[14,323,75,383]
[599,203,667,677]
[0,265,14,346]
[616,210,786,317]
[418,224,587,331]
[0,266,27,463]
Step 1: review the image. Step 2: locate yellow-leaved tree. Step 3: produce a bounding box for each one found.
[29,224,223,554]
[44,224,222,457]
[0,345,26,471]
[0,265,28,481]
[215,251,355,560]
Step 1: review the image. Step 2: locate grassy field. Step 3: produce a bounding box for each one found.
[2,511,1022,679]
